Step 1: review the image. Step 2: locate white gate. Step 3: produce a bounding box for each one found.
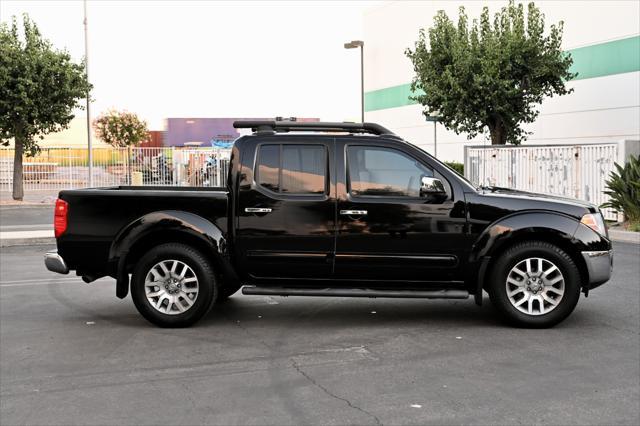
[464,141,639,221]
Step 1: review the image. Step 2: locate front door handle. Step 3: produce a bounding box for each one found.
[245,207,272,213]
[340,210,367,216]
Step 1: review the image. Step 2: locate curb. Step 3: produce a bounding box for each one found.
[0,230,55,248]
[1,237,56,247]
[608,229,640,244]
[0,203,54,207]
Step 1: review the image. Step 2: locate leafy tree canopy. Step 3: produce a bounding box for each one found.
[93,109,149,147]
[405,1,576,145]
[0,14,91,199]
[0,14,91,153]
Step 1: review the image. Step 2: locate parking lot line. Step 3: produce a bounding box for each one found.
[0,277,82,287]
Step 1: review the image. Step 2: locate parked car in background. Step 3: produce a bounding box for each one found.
[45,121,613,328]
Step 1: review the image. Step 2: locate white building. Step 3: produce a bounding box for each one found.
[363,1,640,162]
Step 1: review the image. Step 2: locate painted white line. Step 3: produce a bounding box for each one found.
[1,277,79,285]
[0,230,54,239]
[0,278,82,287]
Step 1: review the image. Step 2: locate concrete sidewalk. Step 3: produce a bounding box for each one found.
[0,189,58,205]
[0,205,55,247]
[0,230,54,247]
[608,228,640,244]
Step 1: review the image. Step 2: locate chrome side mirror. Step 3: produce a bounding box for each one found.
[420,176,447,202]
[420,176,445,194]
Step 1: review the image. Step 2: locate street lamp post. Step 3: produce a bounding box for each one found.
[425,112,440,158]
[83,0,93,187]
[344,40,364,123]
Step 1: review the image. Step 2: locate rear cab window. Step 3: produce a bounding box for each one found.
[256,144,327,195]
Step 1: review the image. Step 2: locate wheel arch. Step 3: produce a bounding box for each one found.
[109,210,238,299]
[470,211,589,304]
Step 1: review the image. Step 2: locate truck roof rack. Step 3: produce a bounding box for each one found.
[233,120,401,139]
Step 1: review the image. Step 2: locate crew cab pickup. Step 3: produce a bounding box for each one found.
[45,121,613,328]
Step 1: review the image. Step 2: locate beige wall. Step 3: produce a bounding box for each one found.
[4,116,109,148]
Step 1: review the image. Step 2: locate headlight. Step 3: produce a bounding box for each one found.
[580,212,607,237]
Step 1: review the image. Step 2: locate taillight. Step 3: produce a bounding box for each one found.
[54,199,68,238]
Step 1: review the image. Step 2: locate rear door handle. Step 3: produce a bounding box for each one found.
[340,210,367,216]
[245,207,272,213]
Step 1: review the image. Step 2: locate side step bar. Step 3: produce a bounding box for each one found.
[242,286,469,299]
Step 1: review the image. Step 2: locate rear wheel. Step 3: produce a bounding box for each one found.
[131,243,217,327]
[488,241,581,328]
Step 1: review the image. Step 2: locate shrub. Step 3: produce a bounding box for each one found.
[444,161,464,176]
[601,155,640,227]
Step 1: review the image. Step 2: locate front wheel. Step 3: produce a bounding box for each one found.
[131,243,217,327]
[488,241,581,328]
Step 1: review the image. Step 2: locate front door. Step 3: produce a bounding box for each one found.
[334,140,467,284]
[236,137,335,280]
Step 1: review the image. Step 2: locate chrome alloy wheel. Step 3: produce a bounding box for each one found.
[505,257,565,316]
[144,260,199,315]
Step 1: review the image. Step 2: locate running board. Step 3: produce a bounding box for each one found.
[241,286,469,299]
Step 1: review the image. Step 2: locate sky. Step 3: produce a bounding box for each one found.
[0,0,378,129]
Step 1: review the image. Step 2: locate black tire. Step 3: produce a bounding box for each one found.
[488,241,581,328]
[216,282,242,303]
[131,243,217,327]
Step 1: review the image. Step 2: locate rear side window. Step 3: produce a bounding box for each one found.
[256,145,280,192]
[256,144,326,195]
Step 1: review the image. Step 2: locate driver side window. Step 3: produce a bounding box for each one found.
[347,146,434,198]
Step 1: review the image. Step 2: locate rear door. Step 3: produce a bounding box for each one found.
[236,136,336,280]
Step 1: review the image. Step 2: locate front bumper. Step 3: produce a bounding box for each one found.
[44,251,69,274]
[581,250,613,289]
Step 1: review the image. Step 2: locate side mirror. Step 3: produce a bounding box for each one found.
[420,176,447,201]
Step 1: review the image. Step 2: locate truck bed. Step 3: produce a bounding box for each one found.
[57,186,229,273]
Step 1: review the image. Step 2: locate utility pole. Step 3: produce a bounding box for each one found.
[425,112,440,158]
[344,40,365,123]
[433,120,437,158]
[359,43,364,123]
[83,0,93,186]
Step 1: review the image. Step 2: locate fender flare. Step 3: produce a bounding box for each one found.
[109,210,231,299]
[470,211,582,305]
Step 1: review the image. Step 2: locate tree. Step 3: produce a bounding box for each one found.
[0,15,91,200]
[405,1,576,145]
[93,109,149,147]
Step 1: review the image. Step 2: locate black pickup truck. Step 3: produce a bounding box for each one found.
[45,121,613,328]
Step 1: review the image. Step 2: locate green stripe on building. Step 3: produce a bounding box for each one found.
[365,35,640,112]
[364,84,422,112]
[569,35,640,80]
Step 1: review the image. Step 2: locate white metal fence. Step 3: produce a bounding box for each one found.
[0,147,231,191]
[463,141,639,221]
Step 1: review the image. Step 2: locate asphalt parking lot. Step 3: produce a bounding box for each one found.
[1,242,638,425]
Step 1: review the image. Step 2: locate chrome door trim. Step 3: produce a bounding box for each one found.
[340,210,367,216]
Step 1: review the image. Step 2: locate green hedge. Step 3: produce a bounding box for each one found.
[444,161,464,176]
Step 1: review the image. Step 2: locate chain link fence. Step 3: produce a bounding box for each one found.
[0,147,231,191]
